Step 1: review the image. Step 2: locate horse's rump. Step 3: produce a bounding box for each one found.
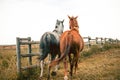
[60,30,83,54]
[40,32,60,60]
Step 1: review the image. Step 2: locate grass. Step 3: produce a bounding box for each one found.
[78,49,120,80]
[81,43,120,58]
[0,49,17,80]
[0,43,120,80]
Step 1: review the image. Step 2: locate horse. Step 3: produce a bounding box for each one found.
[49,16,84,80]
[39,19,64,79]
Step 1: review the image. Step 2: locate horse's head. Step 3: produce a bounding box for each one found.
[54,19,64,34]
[68,16,79,30]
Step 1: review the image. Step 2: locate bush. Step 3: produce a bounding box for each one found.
[102,43,112,50]
[81,45,102,57]
[102,43,120,51]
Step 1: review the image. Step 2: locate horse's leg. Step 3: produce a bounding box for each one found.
[39,60,44,78]
[51,53,57,76]
[74,51,79,74]
[39,50,48,79]
[54,54,60,71]
[48,54,51,64]
[69,54,74,80]
[47,54,52,80]
[55,64,59,71]
[74,60,78,74]
[64,57,68,80]
[69,54,72,76]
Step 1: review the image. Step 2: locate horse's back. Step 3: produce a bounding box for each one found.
[40,32,60,49]
[60,30,84,53]
[40,32,60,60]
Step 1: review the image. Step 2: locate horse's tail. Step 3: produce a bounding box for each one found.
[40,32,51,49]
[39,32,51,60]
[49,32,72,67]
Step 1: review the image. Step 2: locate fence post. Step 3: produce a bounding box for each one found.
[104,38,106,44]
[88,36,91,48]
[96,37,98,44]
[116,39,118,44]
[16,37,21,74]
[28,37,32,65]
[101,38,103,45]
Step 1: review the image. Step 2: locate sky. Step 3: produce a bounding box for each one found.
[0,0,120,45]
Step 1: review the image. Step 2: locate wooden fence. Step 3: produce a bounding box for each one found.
[83,36,119,48]
[84,36,119,48]
[16,37,119,74]
[16,37,40,74]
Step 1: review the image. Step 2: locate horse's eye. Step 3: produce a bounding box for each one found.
[55,26,58,28]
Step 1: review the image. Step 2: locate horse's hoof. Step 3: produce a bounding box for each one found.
[51,71,57,76]
[64,76,68,80]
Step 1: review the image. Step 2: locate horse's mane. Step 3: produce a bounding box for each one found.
[53,29,63,34]
[71,27,79,33]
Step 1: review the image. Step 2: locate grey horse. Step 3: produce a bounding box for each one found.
[39,19,64,79]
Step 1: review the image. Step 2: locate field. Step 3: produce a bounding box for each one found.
[0,43,120,80]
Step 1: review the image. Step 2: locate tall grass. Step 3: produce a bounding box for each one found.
[81,43,120,58]
[0,49,17,80]
[0,43,120,80]
[0,45,40,80]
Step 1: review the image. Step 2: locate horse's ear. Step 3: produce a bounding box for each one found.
[68,15,71,19]
[62,19,64,23]
[57,19,60,22]
[75,16,78,19]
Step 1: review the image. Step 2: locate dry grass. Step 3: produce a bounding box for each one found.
[0,49,17,80]
[78,49,120,80]
[0,44,120,80]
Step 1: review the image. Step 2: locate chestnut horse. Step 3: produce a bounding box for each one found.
[48,16,84,80]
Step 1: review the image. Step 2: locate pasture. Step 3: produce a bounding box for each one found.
[0,43,120,80]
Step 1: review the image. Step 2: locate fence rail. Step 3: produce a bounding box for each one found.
[21,53,40,57]
[15,36,119,74]
[16,37,40,74]
[0,37,118,50]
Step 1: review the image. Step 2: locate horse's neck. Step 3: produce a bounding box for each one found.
[53,29,62,35]
[71,27,79,33]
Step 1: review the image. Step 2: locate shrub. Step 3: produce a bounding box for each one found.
[102,43,120,51]
[102,43,112,50]
[81,45,102,57]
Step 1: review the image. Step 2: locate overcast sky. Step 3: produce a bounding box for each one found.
[0,0,120,45]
